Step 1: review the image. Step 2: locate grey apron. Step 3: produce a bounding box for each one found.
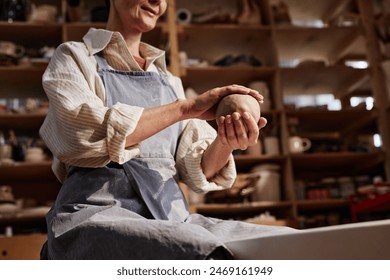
[42,53,297,260]
[98,54,189,222]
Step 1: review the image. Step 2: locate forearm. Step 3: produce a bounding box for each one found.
[201,136,234,180]
[125,84,264,151]
[125,99,191,147]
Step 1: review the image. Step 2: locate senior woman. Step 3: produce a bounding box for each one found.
[39,0,295,259]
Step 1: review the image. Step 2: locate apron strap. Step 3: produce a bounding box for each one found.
[94,53,110,71]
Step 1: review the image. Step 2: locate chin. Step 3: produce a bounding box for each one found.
[139,22,157,32]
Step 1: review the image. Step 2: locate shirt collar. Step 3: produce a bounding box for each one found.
[83,27,167,72]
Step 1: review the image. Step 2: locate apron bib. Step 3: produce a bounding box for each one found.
[96,54,189,221]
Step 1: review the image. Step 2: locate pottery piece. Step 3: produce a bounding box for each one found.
[215,94,261,122]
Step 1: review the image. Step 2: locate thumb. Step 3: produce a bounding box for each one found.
[258,117,267,129]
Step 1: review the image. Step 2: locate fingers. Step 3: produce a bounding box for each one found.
[218,114,241,149]
[242,112,260,144]
[258,117,267,129]
[232,112,248,150]
[217,116,228,145]
[217,112,261,150]
[225,115,239,148]
[218,84,264,104]
[218,112,267,151]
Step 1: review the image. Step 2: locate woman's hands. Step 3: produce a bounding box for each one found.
[217,112,267,151]
[191,84,267,151]
[185,84,264,120]
[201,112,267,180]
[191,84,267,179]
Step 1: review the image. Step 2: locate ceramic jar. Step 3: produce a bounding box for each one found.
[251,164,281,201]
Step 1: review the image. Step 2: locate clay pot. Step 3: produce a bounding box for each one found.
[24,147,45,162]
[215,94,261,122]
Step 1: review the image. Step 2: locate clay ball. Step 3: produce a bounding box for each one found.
[215,94,261,122]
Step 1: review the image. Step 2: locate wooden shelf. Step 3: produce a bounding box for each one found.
[0,161,60,208]
[0,67,46,98]
[285,0,352,22]
[0,211,47,225]
[175,0,273,25]
[285,109,379,134]
[0,211,48,235]
[296,199,349,210]
[178,24,275,66]
[234,154,286,172]
[281,64,368,96]
[181,66,277,93]
[0,112,46,130]
[291,151,385,179]
[0,161,56,181]
[177,23,272,31]
[275,26,365,64]
[0,21,62,48]
[192,201,292,215]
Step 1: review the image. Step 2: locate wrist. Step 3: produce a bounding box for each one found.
[178,98,195,120]
[214,135,234,154]
[202,136,234,179]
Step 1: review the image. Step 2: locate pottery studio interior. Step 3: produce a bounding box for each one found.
[0,0,390,261]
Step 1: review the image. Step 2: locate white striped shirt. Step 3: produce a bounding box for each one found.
[39,28,236,193]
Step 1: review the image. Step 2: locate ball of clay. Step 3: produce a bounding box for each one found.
[215,94,261,122]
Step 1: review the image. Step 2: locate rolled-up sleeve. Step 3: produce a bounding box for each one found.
[176,119,237,193]
[39,42,143,181]
[106,102,143,162]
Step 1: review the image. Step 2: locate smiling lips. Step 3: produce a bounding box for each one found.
[141,5,158,15]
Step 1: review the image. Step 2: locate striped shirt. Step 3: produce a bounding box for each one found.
[39,28,236,193]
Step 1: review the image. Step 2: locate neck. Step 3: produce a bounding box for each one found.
[106,15,142,57]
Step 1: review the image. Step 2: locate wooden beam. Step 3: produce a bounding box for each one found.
[358,0,390,179]
[321,0,351,23]
[167,0,180,76]
[341,110,378,135]
[328,28,360,63]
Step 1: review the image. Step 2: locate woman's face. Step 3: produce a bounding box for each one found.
[113,0,167,33]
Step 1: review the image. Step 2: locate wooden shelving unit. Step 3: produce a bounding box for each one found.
[0,161,60,234]
[172,0,390,228]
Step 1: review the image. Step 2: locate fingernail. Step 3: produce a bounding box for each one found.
[226,115,232,124]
